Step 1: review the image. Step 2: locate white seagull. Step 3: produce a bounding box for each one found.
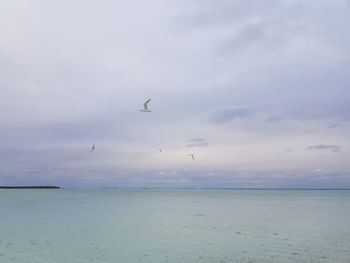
[90,144,95,153]
[189,154,195,160]
[140,99,151,112]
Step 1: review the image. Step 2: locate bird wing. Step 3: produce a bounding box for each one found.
[143,99,151,110]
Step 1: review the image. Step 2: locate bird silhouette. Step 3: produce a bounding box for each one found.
[140,99,151,112]
[90,144,95,153]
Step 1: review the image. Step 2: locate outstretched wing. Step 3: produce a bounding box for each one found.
[143,99,151,110]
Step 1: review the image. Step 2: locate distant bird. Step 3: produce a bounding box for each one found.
[189,154,195,160]
[140,99,151,112]
[90,144,95,153]
[159,148,162,152]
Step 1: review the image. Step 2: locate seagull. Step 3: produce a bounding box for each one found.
[90,144,95,153]
[189,154,195,160]
[140,99,151,112]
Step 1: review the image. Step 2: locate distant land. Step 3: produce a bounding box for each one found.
[0,186,60,189]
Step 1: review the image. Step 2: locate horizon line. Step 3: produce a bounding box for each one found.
[3,187,350,190]
[1,186,350,190]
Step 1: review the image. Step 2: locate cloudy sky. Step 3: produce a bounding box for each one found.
[1,0,349,188]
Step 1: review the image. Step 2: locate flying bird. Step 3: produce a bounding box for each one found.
[90,144,95,153]
[189,154,195,160]
[140,99,151,112]
[159,149,162,152]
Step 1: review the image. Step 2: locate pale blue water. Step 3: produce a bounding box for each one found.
[0,189,349,263]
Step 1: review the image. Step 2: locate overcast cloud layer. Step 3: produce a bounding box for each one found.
[1,0,349,188]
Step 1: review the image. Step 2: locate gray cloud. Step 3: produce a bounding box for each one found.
[186,137,209,147]
[306,144,342,152]
[211,107,255,124]
[327,124,340,129]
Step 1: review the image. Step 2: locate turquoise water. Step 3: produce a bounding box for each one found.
[0,189,349,263]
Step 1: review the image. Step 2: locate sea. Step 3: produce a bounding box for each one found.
[0,189,349,263]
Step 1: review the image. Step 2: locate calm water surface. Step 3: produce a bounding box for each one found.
[0,189,349,263]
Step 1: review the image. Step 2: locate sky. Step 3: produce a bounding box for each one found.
[0,0,349,188]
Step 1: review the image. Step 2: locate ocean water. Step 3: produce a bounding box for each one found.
[0,189,349,263]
